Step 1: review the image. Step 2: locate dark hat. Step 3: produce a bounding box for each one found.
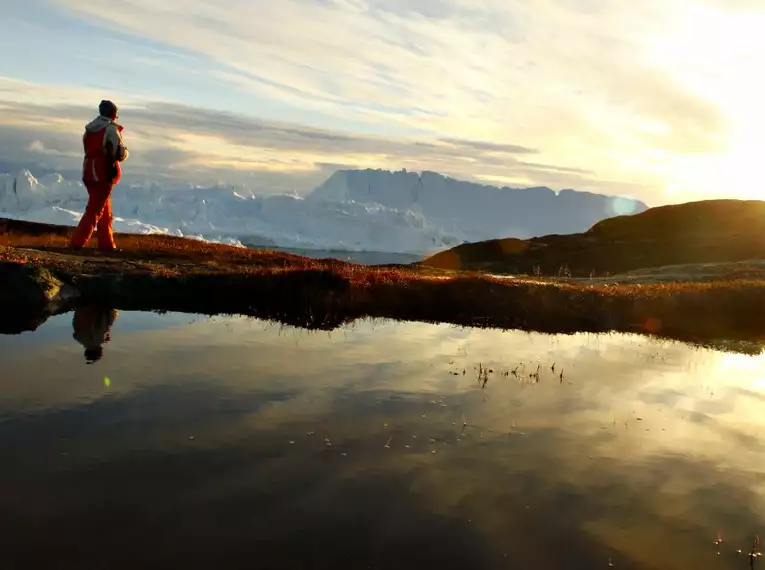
[84,346,104,364]
[98,100,118,119]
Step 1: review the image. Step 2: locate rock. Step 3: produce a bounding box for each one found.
[0,262,79,313]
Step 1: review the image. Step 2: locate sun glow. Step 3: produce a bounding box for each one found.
[668,126,765,201]
[645,4,765,201]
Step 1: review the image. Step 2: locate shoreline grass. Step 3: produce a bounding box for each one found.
[3,217,765,353]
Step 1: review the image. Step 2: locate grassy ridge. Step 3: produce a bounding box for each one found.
[421,199,765,276]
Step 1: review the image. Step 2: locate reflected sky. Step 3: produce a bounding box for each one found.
[1,311,763,569]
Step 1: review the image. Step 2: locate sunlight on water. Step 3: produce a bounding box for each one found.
[0,310,763,569]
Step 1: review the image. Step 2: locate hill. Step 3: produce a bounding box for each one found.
[419,199,765,276]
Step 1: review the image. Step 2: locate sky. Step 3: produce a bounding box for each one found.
[1,0,763,204]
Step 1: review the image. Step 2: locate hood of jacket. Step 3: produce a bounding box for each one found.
[85,115,122,133]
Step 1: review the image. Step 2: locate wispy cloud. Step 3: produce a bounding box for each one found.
[52,0,728,146]
[0,92,638,195]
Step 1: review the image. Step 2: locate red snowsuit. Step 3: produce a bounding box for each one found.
[70,116,129,249]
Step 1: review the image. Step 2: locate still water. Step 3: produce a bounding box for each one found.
[1,309,764,569]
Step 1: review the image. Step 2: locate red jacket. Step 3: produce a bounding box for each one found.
[82,116,128,185]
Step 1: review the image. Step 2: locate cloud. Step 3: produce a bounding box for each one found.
[51,0,729,154]
[439,138,538,155]
[0,93,648,197]
[4,0,762,202]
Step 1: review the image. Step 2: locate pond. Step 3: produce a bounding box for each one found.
[1,309,763,569]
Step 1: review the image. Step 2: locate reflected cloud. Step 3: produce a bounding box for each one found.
[1,312,765,567]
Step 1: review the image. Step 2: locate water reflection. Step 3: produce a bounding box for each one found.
[72,306,119,363]
[0,312,763,569]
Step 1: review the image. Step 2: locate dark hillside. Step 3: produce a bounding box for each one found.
[420,199,765,276]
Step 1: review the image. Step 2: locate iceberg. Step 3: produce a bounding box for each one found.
[0,168,648,254]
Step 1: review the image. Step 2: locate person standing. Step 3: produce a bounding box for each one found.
[70,100,129,251]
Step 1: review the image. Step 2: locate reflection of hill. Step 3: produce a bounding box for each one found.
[6,308,765,357]
[421,200,765,276]
[695,339,765,356]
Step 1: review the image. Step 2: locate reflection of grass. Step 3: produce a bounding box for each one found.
[5,217,765,352]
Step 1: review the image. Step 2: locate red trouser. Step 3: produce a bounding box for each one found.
[70,182,116,249]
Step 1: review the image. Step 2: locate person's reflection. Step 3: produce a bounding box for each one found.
[72,306,119,364]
